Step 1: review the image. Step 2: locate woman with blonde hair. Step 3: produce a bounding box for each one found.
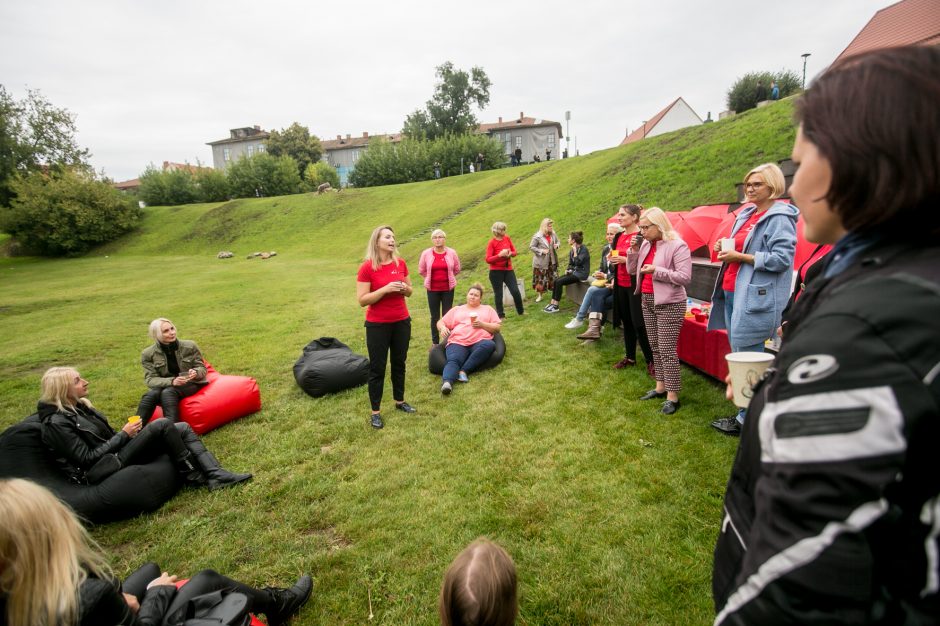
[418,229,461,345]
[38,367,251,490]
[0,478,312,626]
[628,208,692,415]
[135,318,206,424]
[485,222,524,318]
[528,217,559,303]
[357,225,416,429]
[439,538,517,626]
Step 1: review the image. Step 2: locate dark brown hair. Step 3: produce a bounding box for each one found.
[439,539,517,626]
[569,231,583,245]
[796,46,940,236]
[619,204,644,218]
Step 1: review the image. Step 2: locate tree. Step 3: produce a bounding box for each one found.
[726,70,801,114]
[265,122,323,179]
[138,165,198,206]
[303,161,340,191]
[195,168,230,202]
[226,153,302,199]
[0,85,90,208]
[0,167,140,256]
[402,62,491,140]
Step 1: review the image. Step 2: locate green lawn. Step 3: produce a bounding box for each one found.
[0,101,797,625]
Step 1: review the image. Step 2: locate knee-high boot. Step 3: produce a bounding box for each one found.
[176,425,252,490]
[175,451,208,487]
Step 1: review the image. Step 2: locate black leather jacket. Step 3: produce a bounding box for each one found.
[79,574,175,626]
[38,401,129,483]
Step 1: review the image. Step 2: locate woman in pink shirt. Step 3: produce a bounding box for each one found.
[418,229,461,345]
[436,283,502,395]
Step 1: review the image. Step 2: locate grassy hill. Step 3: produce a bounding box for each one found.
[0,101,797,625]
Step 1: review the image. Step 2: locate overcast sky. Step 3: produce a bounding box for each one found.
[1,0,893,182]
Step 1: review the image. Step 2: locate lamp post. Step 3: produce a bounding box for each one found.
[801,53,811,90]
[565,110,571,158]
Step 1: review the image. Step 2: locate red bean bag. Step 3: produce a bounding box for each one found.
[152,362,261,434]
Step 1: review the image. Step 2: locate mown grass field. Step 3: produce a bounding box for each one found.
[0,101,797,625]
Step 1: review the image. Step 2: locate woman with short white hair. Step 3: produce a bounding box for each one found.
[135,318,206,424]
[418,229,461,345]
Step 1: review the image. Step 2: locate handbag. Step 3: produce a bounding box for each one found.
[85,453,122,484]
[170,590,251,626]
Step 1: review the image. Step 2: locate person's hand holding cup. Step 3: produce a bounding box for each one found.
[469,313,479,328]
[122,415,142,437]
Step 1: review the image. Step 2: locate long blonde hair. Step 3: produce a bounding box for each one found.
[439,538,517,626]
[0,479,112,626]
[364,225,402,271]
[642,207,680,242]
[39,367,92,412]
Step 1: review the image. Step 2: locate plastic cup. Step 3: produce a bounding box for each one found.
[725,352,775,408]
[127,415,141,424]
[610,249,619,257]
[469,314,478,324]
[721,238,735,252]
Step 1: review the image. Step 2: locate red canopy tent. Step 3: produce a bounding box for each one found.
[673,204,731,252]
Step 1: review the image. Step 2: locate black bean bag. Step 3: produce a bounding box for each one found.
[294,337,370,398]
[0,415,180,525]
[428,333,506,376]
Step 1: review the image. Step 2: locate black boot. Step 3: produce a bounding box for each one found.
[194,450,252,491]
[175,452,207,487]
[263,575,313,626]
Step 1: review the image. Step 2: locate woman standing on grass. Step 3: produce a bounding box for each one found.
[607,204,654,374]
[135,318,206,424]
[0,478,312,626]
[356,225,416,430]
[529,218,559,303]
[628,208,692,415]
[485,222,524,319]
[418,229,461,345]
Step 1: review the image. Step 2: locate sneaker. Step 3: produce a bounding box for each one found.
[441,381,452,395]
[564,317,584,329]
[395,402,417,413]
[264,575,314,626]
[639,389,667,401]
[711,417,742,436]
[457,371,469,383]
[543,303,560,313]
[370,413,384,429]
[661,400,681,415]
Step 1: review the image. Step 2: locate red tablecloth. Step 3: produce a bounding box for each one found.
[677,317,730,381]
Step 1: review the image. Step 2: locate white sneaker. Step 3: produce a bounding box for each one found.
[564,317,583,329]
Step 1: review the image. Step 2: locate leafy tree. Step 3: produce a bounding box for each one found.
[0,85,90,208]
[138,165,198,206]
[195,167,230,202]
[402,62,491,139]
[265,122,323,179]
[0,167,140,256]
[303,161,340,191]
[226,153,301,198]
[726,70,801,114]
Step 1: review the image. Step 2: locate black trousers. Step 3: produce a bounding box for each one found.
[488,269,524,317]
[551,273,581,301]
[365,318,411,411]
[136,383,201,423]
[614,284,653,362]
[116,418,198,466]
[426,289,454,344]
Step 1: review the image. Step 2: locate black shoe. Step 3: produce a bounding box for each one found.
[661,400,681,415]
[395,402,417,413]
[711,417,742,436]
[370,413,384,429]
[639,389,667,401]
[264,575,313,626]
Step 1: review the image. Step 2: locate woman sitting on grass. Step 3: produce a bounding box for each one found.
[0,478,312,626]
[436,283,502,396]
[38,367,251,490]
[439,538,517,626]
[135,318,207,424]
[542,231,590,314]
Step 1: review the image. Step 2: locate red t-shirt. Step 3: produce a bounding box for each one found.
[429,251,450,292]
[615,232,640,286]
[641,244,657,294]
[486,236,516,270]
[357,259,410,323]
[722,211,763,291]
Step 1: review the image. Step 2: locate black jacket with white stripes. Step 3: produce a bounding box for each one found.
[712,241,940,625]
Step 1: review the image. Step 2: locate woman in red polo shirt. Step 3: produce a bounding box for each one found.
[356,225,416,429]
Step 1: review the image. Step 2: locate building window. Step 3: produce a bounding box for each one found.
[247,145,254,157]
[223,148,231,162]
[515,136,522,148]
[257,144,266,153]
[548,134,555,147]
[352,150,360,163]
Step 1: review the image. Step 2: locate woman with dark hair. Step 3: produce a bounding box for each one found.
[607,204,654,374]
[436,283,501,396]
[135,318,206,424]
[0,478,311,626]
[357,225,416,430]
[439,538,517,626]
[713,46,940,624]
[542,231,589,313]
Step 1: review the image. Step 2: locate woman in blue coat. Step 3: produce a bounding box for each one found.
[707,163,797,435]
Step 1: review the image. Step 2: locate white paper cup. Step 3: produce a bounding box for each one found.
[725,352,775,408]
[721,238,735,252]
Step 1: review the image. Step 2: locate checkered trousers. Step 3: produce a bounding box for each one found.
[641,294,684,392]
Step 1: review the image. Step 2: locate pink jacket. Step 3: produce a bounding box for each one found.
[418,246,461,290]
[627,238,691,304]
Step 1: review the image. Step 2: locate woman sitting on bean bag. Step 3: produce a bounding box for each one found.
[136,318,206,424]
[436,283,502,396]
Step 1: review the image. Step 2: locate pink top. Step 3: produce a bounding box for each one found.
[418,246,461,290]
[627,238,692,305]
[439,304,501,346]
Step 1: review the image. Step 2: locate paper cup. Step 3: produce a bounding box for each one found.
[610,249,619,257]
[721,238,735,252]
[725,352,775,408]
[127,415,141,424]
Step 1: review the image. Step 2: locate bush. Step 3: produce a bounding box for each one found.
[226,153,302,198]
[138,165,198,206]
[303,161,340,191]
[0,167,141,256]
[726,70,801,114]
[195,167,230,202]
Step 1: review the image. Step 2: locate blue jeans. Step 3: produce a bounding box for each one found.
[443,339,496,383]
[576,285,605,320]
[724,290,768,423]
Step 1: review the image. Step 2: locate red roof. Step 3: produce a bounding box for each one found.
[834,0,940,64]
[620,97,691,146]
[477,115,562,134]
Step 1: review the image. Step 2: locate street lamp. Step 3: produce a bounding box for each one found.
[565,110,571,158]
[801,53,811,90]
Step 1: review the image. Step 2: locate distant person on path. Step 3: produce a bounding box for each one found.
[135,318,206,425]
[434,161,442,179]
[755,80,767,102]
[469,163,475,174]
[770,80,779,100]
[476,152,485,172]
[545,147,551,161]
[436,283,501,395]
[440,538,517,626]
[533,153,541,163]
[514,146,522,165]
[529,218,560,303]
[418,229,461,345]
[356,225,416,429]
[485,222,524,318]
[607,204,654,374]
[543,231,590,314]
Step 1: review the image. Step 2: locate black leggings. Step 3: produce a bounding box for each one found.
[551,273,582,301]
[426,289,454,344]
[614,284,653,362]
[116,418,195,465]
[365,318,411,411]
[488,270,524,317]
[136,383,201,423]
